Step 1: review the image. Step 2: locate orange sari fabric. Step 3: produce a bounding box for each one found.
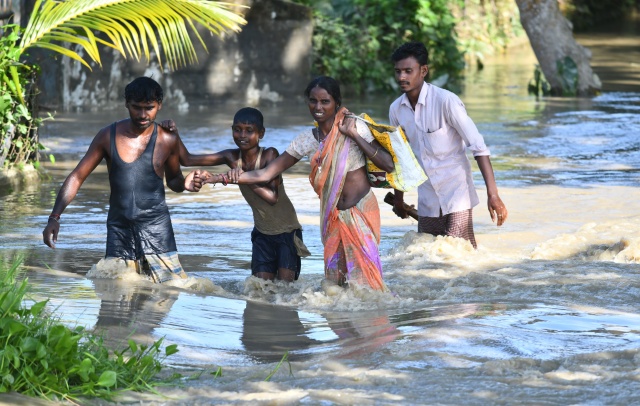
[309,108,387,291]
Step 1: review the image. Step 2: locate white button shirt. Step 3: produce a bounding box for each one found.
[389,82,490,217]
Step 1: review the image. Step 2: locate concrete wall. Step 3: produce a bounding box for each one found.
[23,0,312,112]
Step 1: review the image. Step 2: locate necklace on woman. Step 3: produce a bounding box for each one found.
[315,124,333,174]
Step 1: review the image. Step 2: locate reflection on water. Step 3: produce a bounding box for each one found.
[92,279,180,344]
[2,29,640,404]
[241,301,322,362]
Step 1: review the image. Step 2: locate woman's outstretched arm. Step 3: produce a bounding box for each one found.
[217,152,300,185]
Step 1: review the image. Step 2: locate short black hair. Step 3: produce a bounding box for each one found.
[124,77,163,103]
[304,76,342,107]
[391,42,429,66]
[233,107,264,130]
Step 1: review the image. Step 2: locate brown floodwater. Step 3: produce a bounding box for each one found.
[2,26,640,404]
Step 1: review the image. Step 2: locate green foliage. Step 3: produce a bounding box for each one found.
[527,64,551,97]
[0,258,179,402]
[292,0,523,94]
[186,366,223,380]
[211,366,223,377]
[19,0,246,71]
[556,56,578,96]
[527,57,580,98]
[0,0,246,169]
[306,0,465,93]
[414,0,465,80]
[310,12,391,94]
[452,0,524,65]
[0,25,45,169]
[264,351,292,381]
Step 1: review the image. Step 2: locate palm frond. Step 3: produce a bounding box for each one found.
[19,0,247,70]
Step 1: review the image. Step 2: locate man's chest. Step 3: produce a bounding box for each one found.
[114,133,153,163]
[399,103,446,135]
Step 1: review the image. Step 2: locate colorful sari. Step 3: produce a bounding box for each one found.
[310,107,387,291]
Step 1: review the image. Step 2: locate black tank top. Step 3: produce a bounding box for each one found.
[106,122,176,258]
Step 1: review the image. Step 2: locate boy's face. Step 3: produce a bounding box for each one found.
[232,122,264,150]
[394,56,428,95]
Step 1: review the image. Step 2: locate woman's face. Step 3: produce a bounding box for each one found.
[307,86,337,126]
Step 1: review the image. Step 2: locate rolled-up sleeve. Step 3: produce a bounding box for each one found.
[446,97,490,157]
[285,130,313,160]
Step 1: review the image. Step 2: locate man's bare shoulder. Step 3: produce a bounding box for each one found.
[156,123,180,148]
[90,122,117,148]
[95,119,129,138]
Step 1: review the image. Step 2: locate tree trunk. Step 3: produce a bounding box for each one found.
[515,0,601,96]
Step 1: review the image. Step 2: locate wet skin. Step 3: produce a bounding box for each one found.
[42,99,203,249]
[224,86,393,210]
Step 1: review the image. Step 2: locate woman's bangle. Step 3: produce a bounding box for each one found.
[370,148,379,159]
[221,174,228,186]
[48,216,60,224]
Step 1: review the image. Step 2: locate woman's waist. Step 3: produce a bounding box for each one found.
[336,168,370,210]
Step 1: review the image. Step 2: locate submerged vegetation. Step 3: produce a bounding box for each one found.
[0,258,178,402]
[265,351,293,381]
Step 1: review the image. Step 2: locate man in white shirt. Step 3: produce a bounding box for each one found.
[389,42,508,248]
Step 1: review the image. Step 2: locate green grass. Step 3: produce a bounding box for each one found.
[265,351,293,381]
[0,257,179,402]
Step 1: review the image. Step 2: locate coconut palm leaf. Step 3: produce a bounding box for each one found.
[18,0,247,71]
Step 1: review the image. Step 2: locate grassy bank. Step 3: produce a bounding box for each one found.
[0,258,178,403]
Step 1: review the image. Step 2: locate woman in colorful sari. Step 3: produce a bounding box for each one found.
[221,76,394,291]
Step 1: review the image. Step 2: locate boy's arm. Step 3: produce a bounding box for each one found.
[160,119,230,167]
[244,147,280,205]
[162,129,205,193]
[177,135,230,167]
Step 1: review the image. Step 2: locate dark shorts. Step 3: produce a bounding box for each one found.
[251,228,302,280]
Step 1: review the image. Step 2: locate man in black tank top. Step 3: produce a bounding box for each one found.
[42,77,204,283]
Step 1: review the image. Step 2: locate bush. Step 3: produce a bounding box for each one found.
[0,257,178,402]
[292,0,524,94]
[0,25,47,170]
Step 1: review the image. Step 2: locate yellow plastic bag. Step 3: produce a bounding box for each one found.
[353,113,428,192]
